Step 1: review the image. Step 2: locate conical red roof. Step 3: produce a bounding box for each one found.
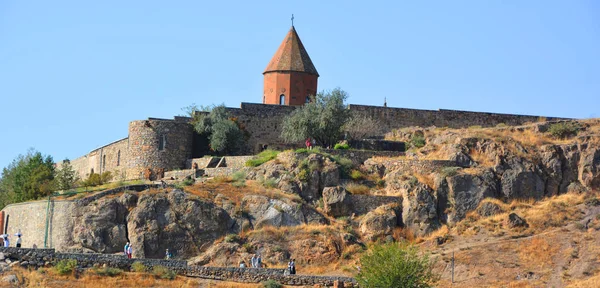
[263,26,319,76]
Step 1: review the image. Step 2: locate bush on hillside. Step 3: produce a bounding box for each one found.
[152,265,176,280]
[55,259,78,275]
[92,266,123,277]
[548,122,581,139]
[410,135,426,148]
[334,143,350,150]
[356,242,436,288]
[261,280,283,288]
[131,262,147,273]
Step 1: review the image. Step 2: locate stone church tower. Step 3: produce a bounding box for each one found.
[263,26,319,106]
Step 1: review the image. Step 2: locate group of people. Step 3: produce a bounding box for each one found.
[305,138,316,150]
[239,255,296,275]
[1,233,22,248]
[124,242,172,260]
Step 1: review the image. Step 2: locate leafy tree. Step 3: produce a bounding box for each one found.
[55,159,79,191]
[356,242,436,288]
[281,88,352,148]
[343,112,384,140]
[0,149,55,208]
[189,104,245,155]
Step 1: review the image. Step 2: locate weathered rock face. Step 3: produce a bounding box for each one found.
[242,195,304,229]
[248,152,340,203]
[359,204,400,241]
[322,186,353,217]
[68,190,233,259]
[445,170,498,224]
[507,213,528,228]
[476,201,504,217]
[127,189,233,259]
[401,184,440,236]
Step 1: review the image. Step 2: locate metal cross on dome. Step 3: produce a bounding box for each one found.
[291,14,294,26]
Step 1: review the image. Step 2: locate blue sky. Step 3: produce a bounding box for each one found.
[1,1,599,168]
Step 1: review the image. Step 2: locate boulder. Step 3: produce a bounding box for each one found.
[401,184,439,236]
[507,213,528,228]
[71,198,129,253]
[446,170,498,223]
[2,275,18,284]
[242,195,304,229]
[127,189,233,259]
[359,204,400,241]
[476,201,504,217]
[322,186,353,217]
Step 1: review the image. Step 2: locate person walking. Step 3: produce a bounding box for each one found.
[305,138,311,150]
[256,254,262,268]
[165,249,172,260]
[3,236,9,248]
[288,259,296,275]
[127,244,133,259]
[251,254,257,268]
[124,242,130,257]
[16,235,22,248]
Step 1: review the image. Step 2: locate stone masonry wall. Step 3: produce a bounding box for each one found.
[127,118,194,180]
[65,138,129,181]
[221,156,254,168]
[1,200,75,250]
[0,247,357,287]
[365,158,459,174]
[325,149,405,165]
[348,195,402,215]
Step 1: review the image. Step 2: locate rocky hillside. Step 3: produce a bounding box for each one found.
[49,119,599,283]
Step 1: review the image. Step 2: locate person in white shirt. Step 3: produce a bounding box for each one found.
[3,236,9,248]
[16,235,22,248]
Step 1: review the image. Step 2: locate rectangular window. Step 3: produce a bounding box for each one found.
[159,135,166,151]
[117,151,121,166]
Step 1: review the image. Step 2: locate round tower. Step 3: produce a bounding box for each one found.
[263,26,319,106]
[126,119,193,180]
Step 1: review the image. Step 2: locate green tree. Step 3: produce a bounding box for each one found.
[55,159,79,191]
[189,104,245,155]
[356,242,436,288]
[281,88,352,148]
[0,149,55,208]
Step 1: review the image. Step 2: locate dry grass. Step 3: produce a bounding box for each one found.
[468,149,496,167]
[343,182,370,195]
[518,237,559,269]
[184,181,302,207]
[414,173,435,189]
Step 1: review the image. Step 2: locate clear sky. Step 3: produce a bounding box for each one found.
[1,1,599,168]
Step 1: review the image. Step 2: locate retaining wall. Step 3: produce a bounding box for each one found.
[365,158,458,174]
[0,248,356,287]
[325,149,405,165]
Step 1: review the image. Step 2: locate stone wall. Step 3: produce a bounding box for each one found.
[221,156,254,168]
[186,157,214,169]
[65,138,129,181]
[348,195,402,215]
[365,158,458,174]
[325,149,405,165]
[1,200,75,250]
[127,118,194,180]
[0,247,357,287]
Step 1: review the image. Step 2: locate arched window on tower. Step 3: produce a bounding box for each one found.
[102,155,106,170]
[117,150,121,166]
[279,94,285,105]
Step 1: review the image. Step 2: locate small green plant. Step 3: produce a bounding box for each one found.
[440,167,460,178]
[410,135,426,148]
[242,243,254,253]
[332,156,354,178]
[294,148,309,154]
[55,259,78,275]
[231,171,247,187]
[261,280,283,288]
[345,183,370,195]
[549,122,581,139]
[334,143,350,150]
[246,150,280,167]
[224,233,241,243]
[350,169,364,180]
[356,242,436,288]
[376,179,386,188]
[262,178,277,188]
[468,125,482,130]
[182,177,195,186]
[93,267,123,277]
[152,265,176,280]
[131,262,147,273]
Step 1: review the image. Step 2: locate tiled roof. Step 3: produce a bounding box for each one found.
[263,26,319,76]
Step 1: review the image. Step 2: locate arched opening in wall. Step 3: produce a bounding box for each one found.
[159,135,167,151]
[280,94,285,105]
[117,150,121,166]
[90,168,94,175]
[102,155,106,170]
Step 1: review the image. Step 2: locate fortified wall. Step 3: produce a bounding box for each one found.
[63,102,564,182]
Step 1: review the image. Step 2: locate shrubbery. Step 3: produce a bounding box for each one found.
[261,280,283,288]
[131,261,147,273]
[92,266,123,277]
[356,242,436,288]
[549,122,581,139]
[224,233,241,243]
[410,135,426,148]
[55,259,78,275]
[152,265,176,280]
[246,150,280,167]
[334,143,350,150]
